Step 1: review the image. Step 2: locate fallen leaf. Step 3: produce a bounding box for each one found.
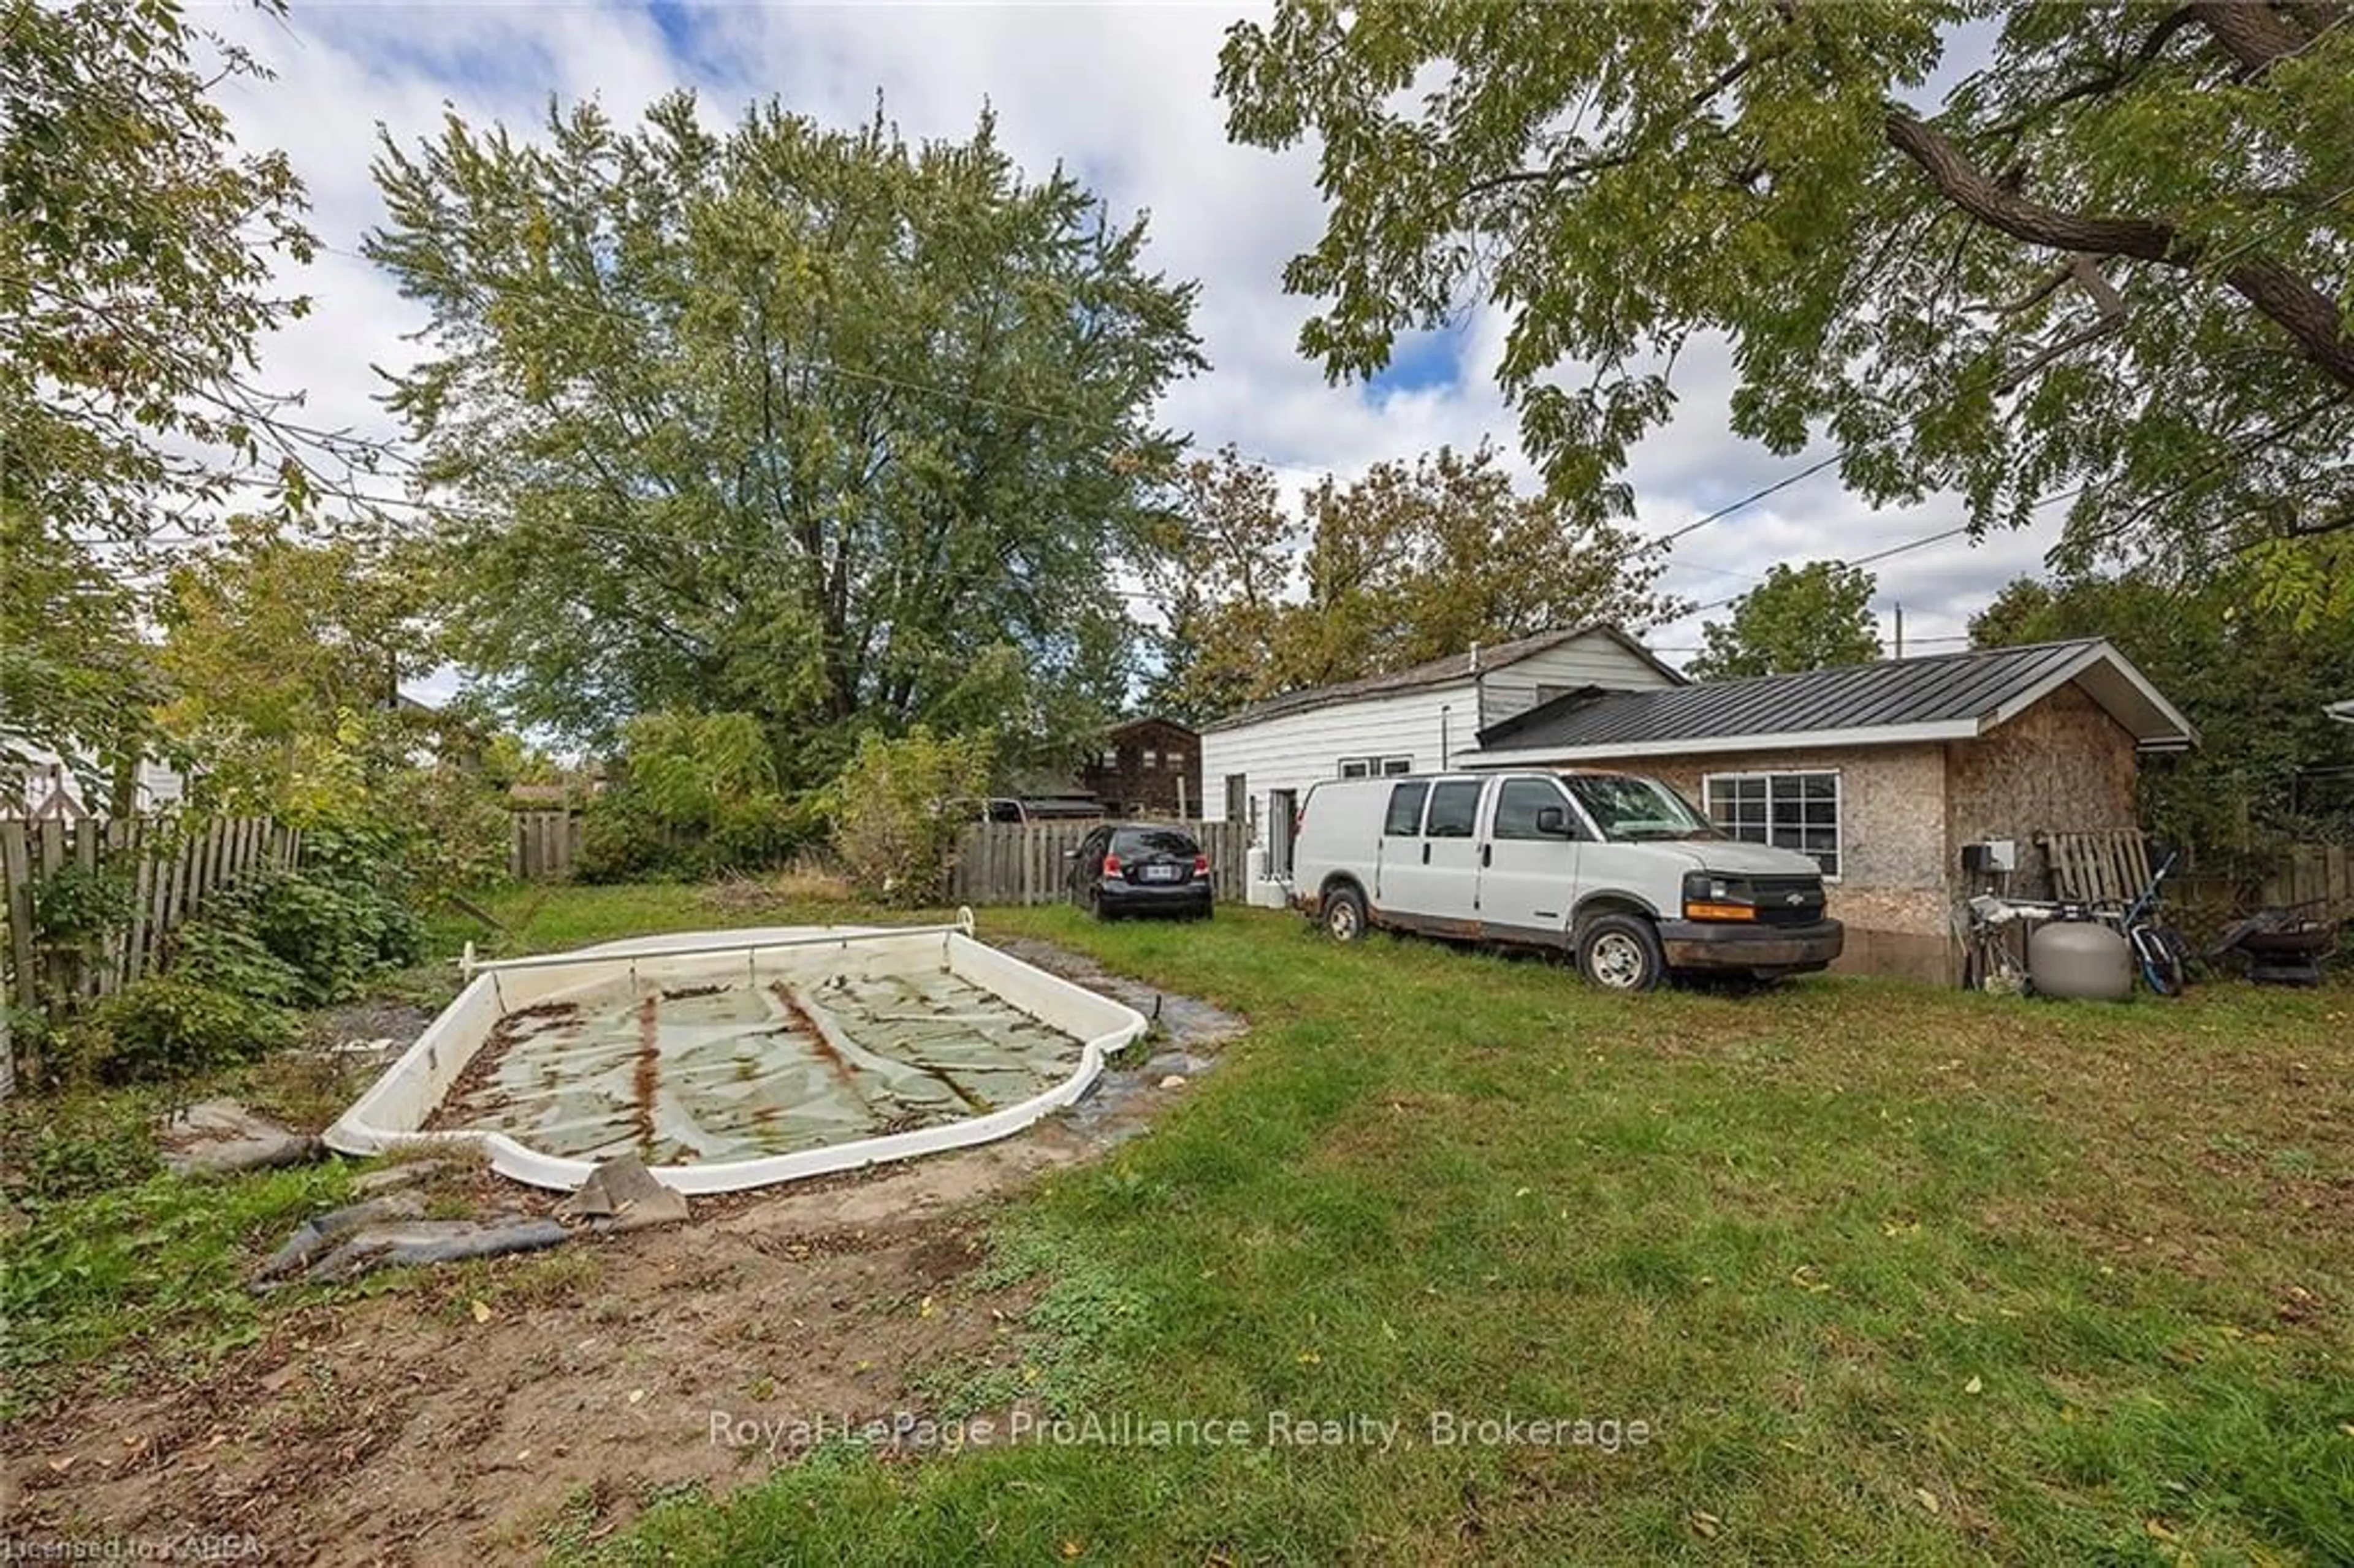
[1296,1350,1322,1365]
[1688,1510,1721,1539]
[470,1299,493,1325]
[919,1296,936,1319]
[1914,1488,1940,1515]
[1964,1376,1984,1396]
[627,1388,647,1405]
[46,1457,74,1474]
[1060,1542,1083,1559]
[2146,1519,2179,1543]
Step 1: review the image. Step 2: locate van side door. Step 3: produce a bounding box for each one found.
[1376,776,1487,931]
[1372,778,1428,907]
[1476,775,1585,946]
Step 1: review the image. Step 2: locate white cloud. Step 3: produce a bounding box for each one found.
[202,0,2051,679]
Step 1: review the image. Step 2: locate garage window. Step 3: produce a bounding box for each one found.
[1704,771,1842,879]
[1340,755,1413,778]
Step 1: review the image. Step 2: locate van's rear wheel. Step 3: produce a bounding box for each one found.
[1320,884,1368,943]
[1578,913,1664,992]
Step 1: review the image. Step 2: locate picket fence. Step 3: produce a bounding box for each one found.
[948,819,1251,907]
[0,814,299,1098]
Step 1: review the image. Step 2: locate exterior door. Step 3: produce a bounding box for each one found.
[1378,777,1487,929]
[1267,789,1298,877]
[1477,775,1583,942]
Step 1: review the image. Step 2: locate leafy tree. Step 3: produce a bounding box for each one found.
[1970,566,2354,861]
[1219,3,2354,604]
[1146,444,1677,718]
[151,521,444,807]
[368,95,1203,790]
[1,0,367,793]
[1686,561,1883,680]
[829,726,995,906]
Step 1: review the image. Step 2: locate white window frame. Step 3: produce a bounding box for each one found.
[1340,755,1414,779]
[1338,757,1374,779]
[1702,769,1844,881]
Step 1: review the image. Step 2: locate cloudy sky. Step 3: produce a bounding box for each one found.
[205,0,2061,683]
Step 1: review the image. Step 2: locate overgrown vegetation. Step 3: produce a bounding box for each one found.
[577,710,814,882]
[829,725,993,905]
[24,815,428,1089]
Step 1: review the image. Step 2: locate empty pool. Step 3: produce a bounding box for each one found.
[324,918,1147,1193]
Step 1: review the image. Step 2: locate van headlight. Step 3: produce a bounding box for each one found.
[1681,870,1755,922]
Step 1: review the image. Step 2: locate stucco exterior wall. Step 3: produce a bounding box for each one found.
[1943,681,2139,897]
[1625,744,1954,982]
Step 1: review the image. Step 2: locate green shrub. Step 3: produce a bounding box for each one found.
[225,867,424,1005]
[171,914,303,1007]
[830,725,994,905]
[64,977,296,1086]
[577,710,819,881]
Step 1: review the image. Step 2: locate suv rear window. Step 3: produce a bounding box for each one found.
[1111,827,1199,857]
[1383,782,1428,835]
[1423,780,1482,839]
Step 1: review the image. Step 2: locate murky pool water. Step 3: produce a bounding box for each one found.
[426,969,1085,1165]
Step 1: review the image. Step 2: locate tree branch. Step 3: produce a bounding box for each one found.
[1884,110,2354,390]
[2186,0,2315,77]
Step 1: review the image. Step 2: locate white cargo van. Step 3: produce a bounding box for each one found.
[1289,771,1841,991]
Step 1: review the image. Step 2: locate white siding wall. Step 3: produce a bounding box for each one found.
[1200,681,1473,838]
[1477,636,1678,729]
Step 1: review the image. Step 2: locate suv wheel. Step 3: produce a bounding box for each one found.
[1578,913,1664,992]
[1320,883,1368,943]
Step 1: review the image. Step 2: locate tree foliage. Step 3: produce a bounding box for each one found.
[1970,566,2354,860]
[1,0,362,788]
[1220,2,2354,603]
[577,711,810,883]
[1145,444,1677,720]
[1686,560,1883,680]
[151,521,443,804]
[368,94,1204,788]
[829,726,994,906]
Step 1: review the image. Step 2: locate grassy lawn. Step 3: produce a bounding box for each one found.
[8,882,2352,1561]
[481,886,2354,1564]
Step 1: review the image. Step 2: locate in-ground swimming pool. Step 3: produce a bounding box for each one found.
[324,919,1146,1193]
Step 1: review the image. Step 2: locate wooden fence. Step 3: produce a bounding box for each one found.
[0,815,299,1097]
[949,820,1251,907]
[511,810,583,881]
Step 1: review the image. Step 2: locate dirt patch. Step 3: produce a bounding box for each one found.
[2,940,1248,1563]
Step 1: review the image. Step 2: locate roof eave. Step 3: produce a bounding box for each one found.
[1459,719,1984,767]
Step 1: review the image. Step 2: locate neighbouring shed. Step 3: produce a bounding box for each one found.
[1465,639,2196,981]
[1081,717,1203,817]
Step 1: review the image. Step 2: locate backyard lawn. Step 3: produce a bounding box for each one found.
[7,882,2353,1562]
[485,887,2354,1562]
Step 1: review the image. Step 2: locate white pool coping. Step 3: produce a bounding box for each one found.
[322,918,1148,1194]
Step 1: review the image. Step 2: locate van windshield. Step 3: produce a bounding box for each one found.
[1562,774,1720,842]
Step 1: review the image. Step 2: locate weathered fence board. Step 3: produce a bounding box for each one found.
[0,814,297,1073]
[510,810,584,881]
[948,820,1251,907]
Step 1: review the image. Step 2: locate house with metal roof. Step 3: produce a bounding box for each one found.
[1463,638,2196,980]
[1198,626,1686,885]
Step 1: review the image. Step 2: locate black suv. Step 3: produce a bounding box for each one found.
[1065,823,1214,921]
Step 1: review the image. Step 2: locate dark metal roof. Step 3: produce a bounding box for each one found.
[1203,625,1683,732]
[1474,639,2168,753]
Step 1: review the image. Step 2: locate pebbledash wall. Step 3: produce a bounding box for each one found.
[1590,685,2141,984]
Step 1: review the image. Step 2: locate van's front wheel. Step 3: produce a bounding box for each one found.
[1320,884,1368,943]
[1577,913,1664,992]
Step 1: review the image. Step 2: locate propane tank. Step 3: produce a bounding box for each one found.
[2029,916,2132,1001]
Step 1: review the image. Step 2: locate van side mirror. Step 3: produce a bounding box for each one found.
[1535,806,1571,838]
